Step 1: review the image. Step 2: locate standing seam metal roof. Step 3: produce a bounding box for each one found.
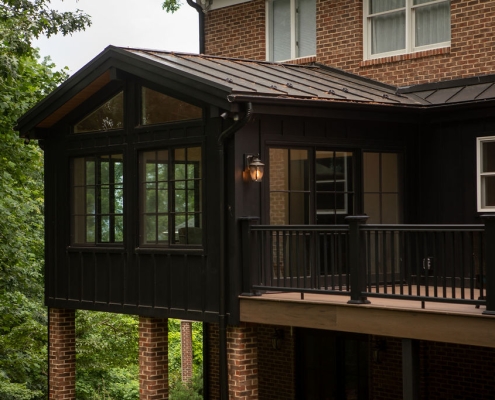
[122,48,426,106]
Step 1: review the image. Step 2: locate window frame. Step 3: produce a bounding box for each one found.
[477,136,495,212]
[363,0,451,60]
[71,153,125,246]
[265,0,316,62]
[139,145,203,247]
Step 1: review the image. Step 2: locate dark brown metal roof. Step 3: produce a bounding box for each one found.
[122,48,426,106]
[398,75,495,105]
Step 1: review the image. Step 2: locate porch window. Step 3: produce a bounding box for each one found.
[140,146,202,246]
[72,154,124,244]
[74,91,124,133]
[266,0,316,62]
[268,148,354,225]
[141,87,202,125]
[477,136,495,211]
[363,152,402,223]
[364,0,450,59]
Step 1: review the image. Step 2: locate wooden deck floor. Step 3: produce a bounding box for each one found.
[239,286,495,348]
[253,285,485,316]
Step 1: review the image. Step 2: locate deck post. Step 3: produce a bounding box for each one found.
[346,215,370,304]
[402,338,420,400]
[239,217,260,296]
[481,215,495,314]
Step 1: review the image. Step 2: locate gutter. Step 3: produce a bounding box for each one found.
[217,102,253,399]
[187,0,205,54]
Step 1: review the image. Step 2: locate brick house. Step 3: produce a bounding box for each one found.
[16,0,495,399]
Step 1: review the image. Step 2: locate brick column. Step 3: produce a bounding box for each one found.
[181,320,193,384]
[49,308,76,399]
[139,317,168,399]
[227,323,258,399]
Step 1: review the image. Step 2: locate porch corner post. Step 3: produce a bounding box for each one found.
[481,214,495,314]
[345,215,370,304]
[239,217,260,296]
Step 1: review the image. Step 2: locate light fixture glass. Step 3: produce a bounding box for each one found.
[248,156,264,182]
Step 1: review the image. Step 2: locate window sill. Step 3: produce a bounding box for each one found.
[360,47,450,68]
[281,56,317,65]
[134,247,204,255]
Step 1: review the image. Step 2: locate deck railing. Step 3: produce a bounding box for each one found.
[239,216,495,314]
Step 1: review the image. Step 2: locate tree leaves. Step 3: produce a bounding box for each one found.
[162,0,182,13]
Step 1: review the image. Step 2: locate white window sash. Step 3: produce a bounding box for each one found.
[363,0,450,60]
[477,136,495,212]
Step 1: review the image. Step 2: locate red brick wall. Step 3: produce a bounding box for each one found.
[49,308,76,400]
[369,336,495,400]
[206,323,220,399]
[205,0,265,60]
[227,323,258,399]
[257,325,296,399]
[181,320,193,384]
[369,337,403,400]
[139,317,168,399]
[205,0,495,86]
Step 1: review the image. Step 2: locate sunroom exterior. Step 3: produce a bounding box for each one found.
[16,46,495,399]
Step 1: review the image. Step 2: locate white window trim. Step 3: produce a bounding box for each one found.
[265,0,315,62]
[363,0,451,61]
[477,136,495,212]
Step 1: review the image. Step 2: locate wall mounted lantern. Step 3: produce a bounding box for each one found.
[245,154,265,182]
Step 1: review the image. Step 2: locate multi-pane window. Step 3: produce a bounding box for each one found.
[74,91,124,133]
[364,0,450,59]
[140,146,202,246]
[477,137,495,212]
[72,154,124,244]
[363,152,402,223]
[266,0,316,62]
[269,148,354,225]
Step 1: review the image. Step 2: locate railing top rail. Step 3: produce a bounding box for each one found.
[363,224,484,232]
[250,224,349,232]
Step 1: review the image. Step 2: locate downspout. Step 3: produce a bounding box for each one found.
[186,0,205,54]
[217,103,253,399]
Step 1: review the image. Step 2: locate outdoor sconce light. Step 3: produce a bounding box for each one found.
[271,328,284,350]
[372,339,387,364]
[245,154,265,183]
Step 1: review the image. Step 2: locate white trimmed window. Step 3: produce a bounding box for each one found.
[266,0,316,62]
[363,0,451,60]
[477,137,495,212]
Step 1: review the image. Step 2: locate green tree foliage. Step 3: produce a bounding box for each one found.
[162,0,182,13]
[0,51,64,400]
[0,1,90,398]
[0,0,90,78]
[75,311,139,400]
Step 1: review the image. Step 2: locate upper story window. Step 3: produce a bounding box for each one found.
[74,91,124,133]
[477,136,495,212]
[141,87,202,125]
[72,154,124,245]
[266,0,316,62]
[364,0,450,60]
[140,146,202,246]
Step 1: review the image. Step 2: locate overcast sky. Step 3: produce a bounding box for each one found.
[34,0,199,75]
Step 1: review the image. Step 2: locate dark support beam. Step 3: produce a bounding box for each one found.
[346,215,370,304]
[481,215,495,314]
[402,339,420,400]
[239,217,260,296]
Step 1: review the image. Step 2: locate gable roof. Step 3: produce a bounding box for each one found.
[16,46,495,137]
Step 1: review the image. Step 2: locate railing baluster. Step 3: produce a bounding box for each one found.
[390,231,396,294]
[246,223,485,309]
[375,229,379,293]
